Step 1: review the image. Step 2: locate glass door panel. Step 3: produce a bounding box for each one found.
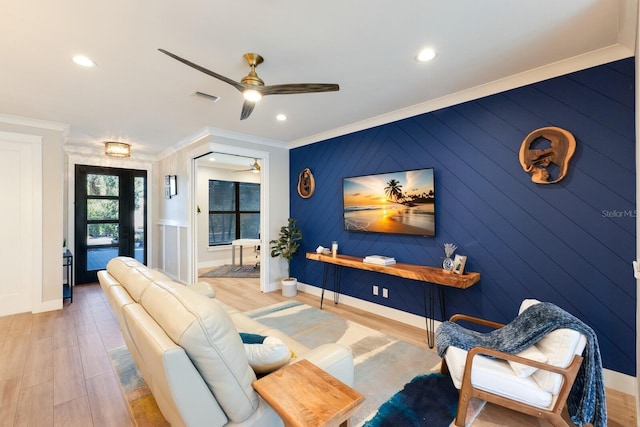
[75,166,147,284]
[134,176,146,263]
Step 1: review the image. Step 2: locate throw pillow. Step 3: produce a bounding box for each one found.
[240,333,292,374]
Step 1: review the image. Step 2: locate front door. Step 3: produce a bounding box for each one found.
[75,165,147,284]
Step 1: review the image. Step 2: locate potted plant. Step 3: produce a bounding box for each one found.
[270,218,303,297]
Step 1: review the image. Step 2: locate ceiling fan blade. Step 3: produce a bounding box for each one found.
[260,83,340,96]
[158,48,244,92]
[235,160,260,172]
[240,100,256,120]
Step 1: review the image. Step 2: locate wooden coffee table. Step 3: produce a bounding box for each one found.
[252,359,364,427]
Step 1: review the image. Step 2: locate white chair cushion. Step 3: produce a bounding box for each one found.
[508,344,548,378]
[445,346,553,409]
[519,299,587,394]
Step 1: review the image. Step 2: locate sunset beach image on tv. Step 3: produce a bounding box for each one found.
[343,168,435,236]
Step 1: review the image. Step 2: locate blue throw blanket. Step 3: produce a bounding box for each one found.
[435,302,606,427]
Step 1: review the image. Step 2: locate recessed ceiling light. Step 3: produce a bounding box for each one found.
[73,55,96,67]
[416,48,437,62]
[209,157,216,162]
[276,114,287,121]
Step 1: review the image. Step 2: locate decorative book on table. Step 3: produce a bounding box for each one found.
[363,255,396,266]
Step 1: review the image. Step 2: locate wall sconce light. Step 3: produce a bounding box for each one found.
[104,141,131,157]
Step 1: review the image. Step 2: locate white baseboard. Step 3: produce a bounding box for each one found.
[603,368,637,397]
[297,281,637,397]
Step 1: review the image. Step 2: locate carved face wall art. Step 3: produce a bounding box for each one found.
[519,126,576,184]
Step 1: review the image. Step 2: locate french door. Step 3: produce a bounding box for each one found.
[75,165,147,284]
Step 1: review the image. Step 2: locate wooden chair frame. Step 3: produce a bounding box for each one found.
[440,314,584,427]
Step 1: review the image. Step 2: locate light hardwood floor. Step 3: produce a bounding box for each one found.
[0,283,131,427]
[0,277,636,426]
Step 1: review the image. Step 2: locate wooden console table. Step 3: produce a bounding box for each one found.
[253,359,364,427]
[306,253,480,348]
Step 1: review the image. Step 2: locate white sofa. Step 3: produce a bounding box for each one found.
[98,256,354,427]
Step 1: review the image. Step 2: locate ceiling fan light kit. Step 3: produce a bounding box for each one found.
[104,141,131,157]
[243,89,262,102]
[158,48,339,120]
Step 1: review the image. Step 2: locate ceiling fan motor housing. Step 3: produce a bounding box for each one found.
[241,53,265,86]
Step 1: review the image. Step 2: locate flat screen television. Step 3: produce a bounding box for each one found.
[343,168,435,236]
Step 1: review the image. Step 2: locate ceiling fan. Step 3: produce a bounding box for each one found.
[158,49,339,120]
[236,159,261,173]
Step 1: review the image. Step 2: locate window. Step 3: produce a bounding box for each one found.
[209,180,260,245]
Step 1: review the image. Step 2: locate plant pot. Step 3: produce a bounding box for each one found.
[281,278,298,297]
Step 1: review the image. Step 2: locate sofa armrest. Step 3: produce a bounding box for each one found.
[190,282,216,298]
[296,343,355,387]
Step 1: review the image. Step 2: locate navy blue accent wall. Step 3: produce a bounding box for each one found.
[290,58,636,375]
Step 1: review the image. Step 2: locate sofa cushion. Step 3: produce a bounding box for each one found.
[140,280,258,423]
[518,299,587,394]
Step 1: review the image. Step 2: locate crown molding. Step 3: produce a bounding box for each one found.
[156,126,287,161]
[0,114,70,136]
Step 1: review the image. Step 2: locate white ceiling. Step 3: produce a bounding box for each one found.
[1,1,636,158]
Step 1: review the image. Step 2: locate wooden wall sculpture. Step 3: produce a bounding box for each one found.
[519,126,576,184]
[297,168,315,198]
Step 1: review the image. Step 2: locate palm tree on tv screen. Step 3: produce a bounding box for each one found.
[384,179,404,203]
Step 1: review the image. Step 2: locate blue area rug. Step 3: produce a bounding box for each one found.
[245,301,444,425]
[363,373,458,427]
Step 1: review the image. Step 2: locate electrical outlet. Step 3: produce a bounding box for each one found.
[382,288,389,298]
[373,285,379,296]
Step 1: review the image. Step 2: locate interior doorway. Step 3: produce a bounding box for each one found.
[74,165,147,284]
[195,152,262,283]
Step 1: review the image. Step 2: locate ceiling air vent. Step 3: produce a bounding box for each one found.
[192,91,221,102]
